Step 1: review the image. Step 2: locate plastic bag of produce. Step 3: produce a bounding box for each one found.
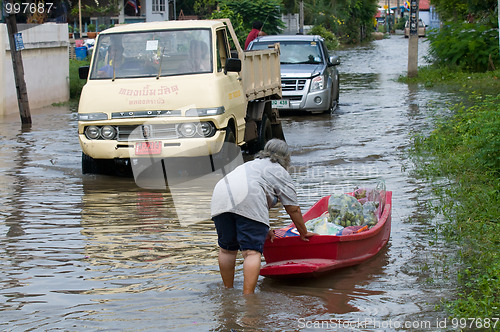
[368,180,386,217]
[354,187,369,204]
[328,194,364,227]
[306,212,344,235]
[354,180,386,218]
[305,212,328,232]
[362,201,378,226]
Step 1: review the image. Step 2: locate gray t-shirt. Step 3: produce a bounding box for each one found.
[211,158,299,226]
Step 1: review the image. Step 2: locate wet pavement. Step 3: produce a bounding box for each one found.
[1,35,459,331]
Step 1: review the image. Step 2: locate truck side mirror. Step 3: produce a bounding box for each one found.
[224,58,241,74]
[79,66,90,79]
[328,55,340,66]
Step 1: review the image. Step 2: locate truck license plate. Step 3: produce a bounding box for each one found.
[135,141,162,155]
[272,100,289,108]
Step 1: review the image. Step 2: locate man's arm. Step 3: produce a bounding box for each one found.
[284,205,315,241]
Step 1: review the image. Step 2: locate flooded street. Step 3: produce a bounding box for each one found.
[1,35,458,331]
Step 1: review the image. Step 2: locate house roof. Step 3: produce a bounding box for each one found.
[419,0,430,10]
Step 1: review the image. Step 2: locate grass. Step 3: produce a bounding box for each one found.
[407,66,500,319]
[399,66,500,95]
[70,59,90,100]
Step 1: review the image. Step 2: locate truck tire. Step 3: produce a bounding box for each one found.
[82,152,99,174]
[213,126,240,171]
[249,113,273,153]
[82,152,113,175]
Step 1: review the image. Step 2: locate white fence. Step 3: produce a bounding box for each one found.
[0,23,69,116]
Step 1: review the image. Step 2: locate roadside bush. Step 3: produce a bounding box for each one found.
[427,21,499,72]
[70,59,90,100]
[308,25,340,50]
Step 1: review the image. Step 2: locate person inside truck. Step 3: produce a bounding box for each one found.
[97,44,125,78]
[182,40,210,73]
[211,139,315,294]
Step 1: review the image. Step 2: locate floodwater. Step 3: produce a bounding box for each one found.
[1,35,459,331]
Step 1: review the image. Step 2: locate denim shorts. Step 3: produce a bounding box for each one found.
[213,212,269,254]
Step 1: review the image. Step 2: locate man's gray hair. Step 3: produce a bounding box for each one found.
[256,139,291,169]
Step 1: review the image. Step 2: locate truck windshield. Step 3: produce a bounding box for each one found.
[90,29,212,79]
[251,41,323,65]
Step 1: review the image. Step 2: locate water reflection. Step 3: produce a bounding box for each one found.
[4,126,34,238]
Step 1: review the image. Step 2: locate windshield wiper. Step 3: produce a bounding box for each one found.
[281,60,321,65]
[112,51,116,81]
[156,47,165,80]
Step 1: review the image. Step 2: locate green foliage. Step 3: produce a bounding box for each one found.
[409,80,500,318]
[308,25,339,50]
[303,0,378,44]
[87,24,96,32]
[210,0,284,47]
[394,17,406,30]
[69,59,90,100]
[219,0,285,36]
[430,0,497,21]
[427,21,499,72]
[193,0,218,18]
[210,5,246,47]
[70,0,120,17]
[399,66,500,96]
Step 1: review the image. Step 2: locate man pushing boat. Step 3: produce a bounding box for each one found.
[211,139,315,294]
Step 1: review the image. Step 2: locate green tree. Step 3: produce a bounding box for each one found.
[220,0,285,36]
[210,0,284,47]
[430,0,498,22]
[303,0,377,44]
[210,4,246,46]
[427,0,499,72]
[193,0,218,18]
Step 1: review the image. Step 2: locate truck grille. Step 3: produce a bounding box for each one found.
[117,124,178,142]
[282,79,306,91]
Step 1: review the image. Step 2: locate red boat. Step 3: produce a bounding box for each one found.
[260,191,392,278]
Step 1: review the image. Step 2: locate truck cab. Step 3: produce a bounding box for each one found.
[78,20,282,175]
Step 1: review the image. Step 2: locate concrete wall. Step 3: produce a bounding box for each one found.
[0,23,69,116]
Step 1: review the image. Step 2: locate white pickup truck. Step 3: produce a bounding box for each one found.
[77,19,283,175]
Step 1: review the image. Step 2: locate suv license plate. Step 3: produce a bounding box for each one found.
[272,100,289,108]
[135,141,162,155]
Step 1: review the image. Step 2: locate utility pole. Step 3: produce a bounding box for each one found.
[299,0,304,34]
[407,0,419,78]
[79,0,82,36]
[5,0,31,125]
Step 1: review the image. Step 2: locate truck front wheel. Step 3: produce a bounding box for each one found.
[82,152,114,175]
[213,126,240,171]
[82,152,100,174]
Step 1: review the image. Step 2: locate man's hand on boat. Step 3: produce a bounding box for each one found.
[285,205,316,242]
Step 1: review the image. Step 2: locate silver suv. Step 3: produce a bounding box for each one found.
[248,34,340,113]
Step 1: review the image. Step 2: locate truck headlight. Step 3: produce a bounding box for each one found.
[101,125,117,140]
[310,75,325,92]
[198,122,216,137]
[178,123,197,137]
[85,126,100,139]
[79,113,108,121]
